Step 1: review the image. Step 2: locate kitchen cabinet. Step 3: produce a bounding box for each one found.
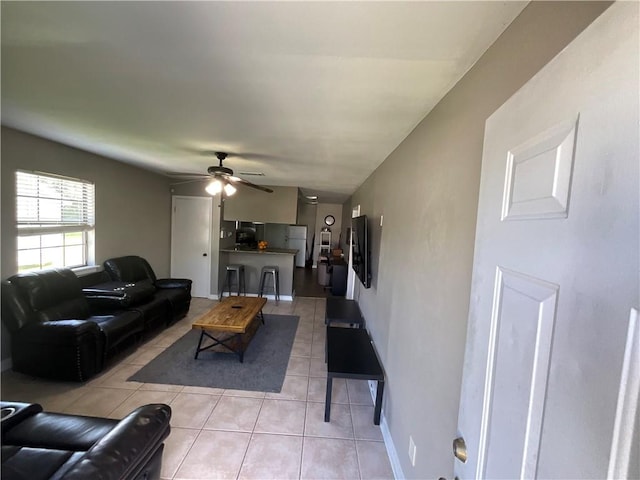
[223,186,297,224]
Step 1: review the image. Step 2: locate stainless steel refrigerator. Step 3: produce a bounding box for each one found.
[286,225,307,268]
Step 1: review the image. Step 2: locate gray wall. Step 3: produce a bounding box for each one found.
[1,126,173,361]
[1,127,173,276]
[345,2,612,478]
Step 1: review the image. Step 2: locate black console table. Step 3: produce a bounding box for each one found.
[325,326,384,425]
[325,297,364,327]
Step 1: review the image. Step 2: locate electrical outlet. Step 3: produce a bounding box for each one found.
[409,436,417,467]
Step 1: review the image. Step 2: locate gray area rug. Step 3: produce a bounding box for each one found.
[128,314,299,392]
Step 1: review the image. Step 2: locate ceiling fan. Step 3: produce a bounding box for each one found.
[171,152,273,195]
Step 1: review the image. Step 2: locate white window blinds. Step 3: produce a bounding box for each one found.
[16,171,95,272]
[16,171,95,232]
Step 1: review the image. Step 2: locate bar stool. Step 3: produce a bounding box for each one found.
[258,266,280,301]
[221,264,246,298]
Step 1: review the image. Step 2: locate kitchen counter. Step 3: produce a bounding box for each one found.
[219,247,298,299]
[220,247,298,255]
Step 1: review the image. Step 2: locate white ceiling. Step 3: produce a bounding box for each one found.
[1,1,526,204]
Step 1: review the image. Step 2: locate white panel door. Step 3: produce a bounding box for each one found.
[455,4,638,479]
[171,196,212,298]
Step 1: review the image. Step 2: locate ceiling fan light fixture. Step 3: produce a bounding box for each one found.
[205,179,223,195]
[223,183,237,196]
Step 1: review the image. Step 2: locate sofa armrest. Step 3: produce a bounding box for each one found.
[83,281,156,311]
[16,319,102,345]
[156,278,192,290]
[60,404,171,480]
[12,320,105,382]
[0,402,43,436]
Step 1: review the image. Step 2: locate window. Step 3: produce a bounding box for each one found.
[16,171,95,272]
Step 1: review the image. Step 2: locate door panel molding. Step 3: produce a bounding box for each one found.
[479,267,558,479]
[502,117,578,221]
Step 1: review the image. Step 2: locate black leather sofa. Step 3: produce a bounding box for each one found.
[78,256,192,331]
[1,401,171,480]
[2,258,192,382]
[1,269,144,382]
[102,255,192,323]
[78,271,173,332]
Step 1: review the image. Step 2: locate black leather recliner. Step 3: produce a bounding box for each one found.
[1,269,144,382]
[103,256,192,322]
[78,270,172,331]
[1,401,171,480]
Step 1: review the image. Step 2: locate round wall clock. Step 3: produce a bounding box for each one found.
[324,215,335,226]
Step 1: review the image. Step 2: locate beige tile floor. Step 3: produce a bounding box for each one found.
[1,297,394,480]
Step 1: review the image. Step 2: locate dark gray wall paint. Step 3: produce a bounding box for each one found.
[1,126,173,362]
[347,2,612,478]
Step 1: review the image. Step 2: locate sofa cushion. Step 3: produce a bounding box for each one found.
[104,256,158,284]
[127,295,172,330]
[3,413,117,451]
[91,312,144,352]
[9,269,90,322]
[1,281,35,333]
[1,403,171,480]
[1,445,76,480]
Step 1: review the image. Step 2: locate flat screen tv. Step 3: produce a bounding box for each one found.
[351,215,371,288]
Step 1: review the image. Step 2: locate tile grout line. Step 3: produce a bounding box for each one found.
[171,427,206,480]
[3,298,390,479]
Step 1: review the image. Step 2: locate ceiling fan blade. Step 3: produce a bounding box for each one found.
[166,172,209,178]
[169,177,209,186]
[229,176,273,193]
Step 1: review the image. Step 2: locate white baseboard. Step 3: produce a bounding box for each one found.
[1,358,13,372]
[368,380,404,479]
[380,412,404,480]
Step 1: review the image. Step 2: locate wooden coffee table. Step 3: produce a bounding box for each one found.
[192,296,267,363]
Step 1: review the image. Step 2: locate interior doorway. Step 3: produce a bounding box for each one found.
[293,267,328,298]
[171,196,212,298]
